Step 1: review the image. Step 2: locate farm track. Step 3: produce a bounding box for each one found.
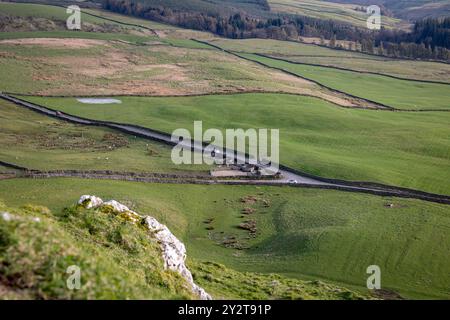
[1,93,449,205]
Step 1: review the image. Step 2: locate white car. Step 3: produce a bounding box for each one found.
[211,148,222,158]
[288,179,298,184]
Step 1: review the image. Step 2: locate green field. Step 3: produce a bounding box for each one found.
[0,1,171,32]
[0,99,208,173]
[211,38,450,83]
[127,0,272,16]
[117,0,406,28]
[0,1,215,41]
[0,192,369,300]
[83,8,177,30]
[374,0,450,20]
[0,38,341,100]
[0,198,195,299]
[237,53,450,110]
[20,93,450,195]
[313,0,450,20]
[0,178,448,299]
[268,0,407,29]
[82,8,214,40]
[0,1,212,46]
[0,2,114,25]
[0,30,154,43]
[0,164,16,172]
[0,30,210,49]
[1,0,449,301]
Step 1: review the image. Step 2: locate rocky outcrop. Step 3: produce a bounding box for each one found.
[143,216,211,300]
[1,211,40,223]
[77,195,212,300]
[1,211,13,222]
[78,195,103,209]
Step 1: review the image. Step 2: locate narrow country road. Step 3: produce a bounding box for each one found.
[1,93,449,204]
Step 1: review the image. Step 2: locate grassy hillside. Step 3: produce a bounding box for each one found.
[0,36,314,96]
[211,38,450,83]
[0,1,173,30]
[21,93,450,195]
[0,37,354,105]
[0,100,209,173]
[0,1,212,46]
[0,164,16,172]
[129,0,271,16]
[0,192,368,300]
[0,30,153,43]
[0,199,195,299]
[1,178,449,299]
[389,0,450,20]
[0,1,214,39]
[1,0,449,302]
[238,53,450,110]
[0,1,145,35]
[117,0,407,28]
[0,2,110,25]
[267,0,406,29]
[327,0,450,20]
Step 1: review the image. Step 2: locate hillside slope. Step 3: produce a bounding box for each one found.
[0,197,368,300]
[325,0,450,20]
[128,0,270,16]
[267,0,406,28]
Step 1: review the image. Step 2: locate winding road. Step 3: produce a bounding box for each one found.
[1,93,449,204]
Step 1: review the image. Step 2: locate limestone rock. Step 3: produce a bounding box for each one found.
[78,195,103,209]
[102,200,130,213]
[102,200,141,223]
[77,195,212,300]
[144,217,212,300]
[1,211,12,221]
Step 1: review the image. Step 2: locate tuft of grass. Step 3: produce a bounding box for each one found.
[191,261,367,300]
[21,204,51,215]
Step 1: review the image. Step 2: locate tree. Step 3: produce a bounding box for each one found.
[378,41,384,55]
[329,35,336,48]
[284,24,298,40]
[101,0,450,61]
